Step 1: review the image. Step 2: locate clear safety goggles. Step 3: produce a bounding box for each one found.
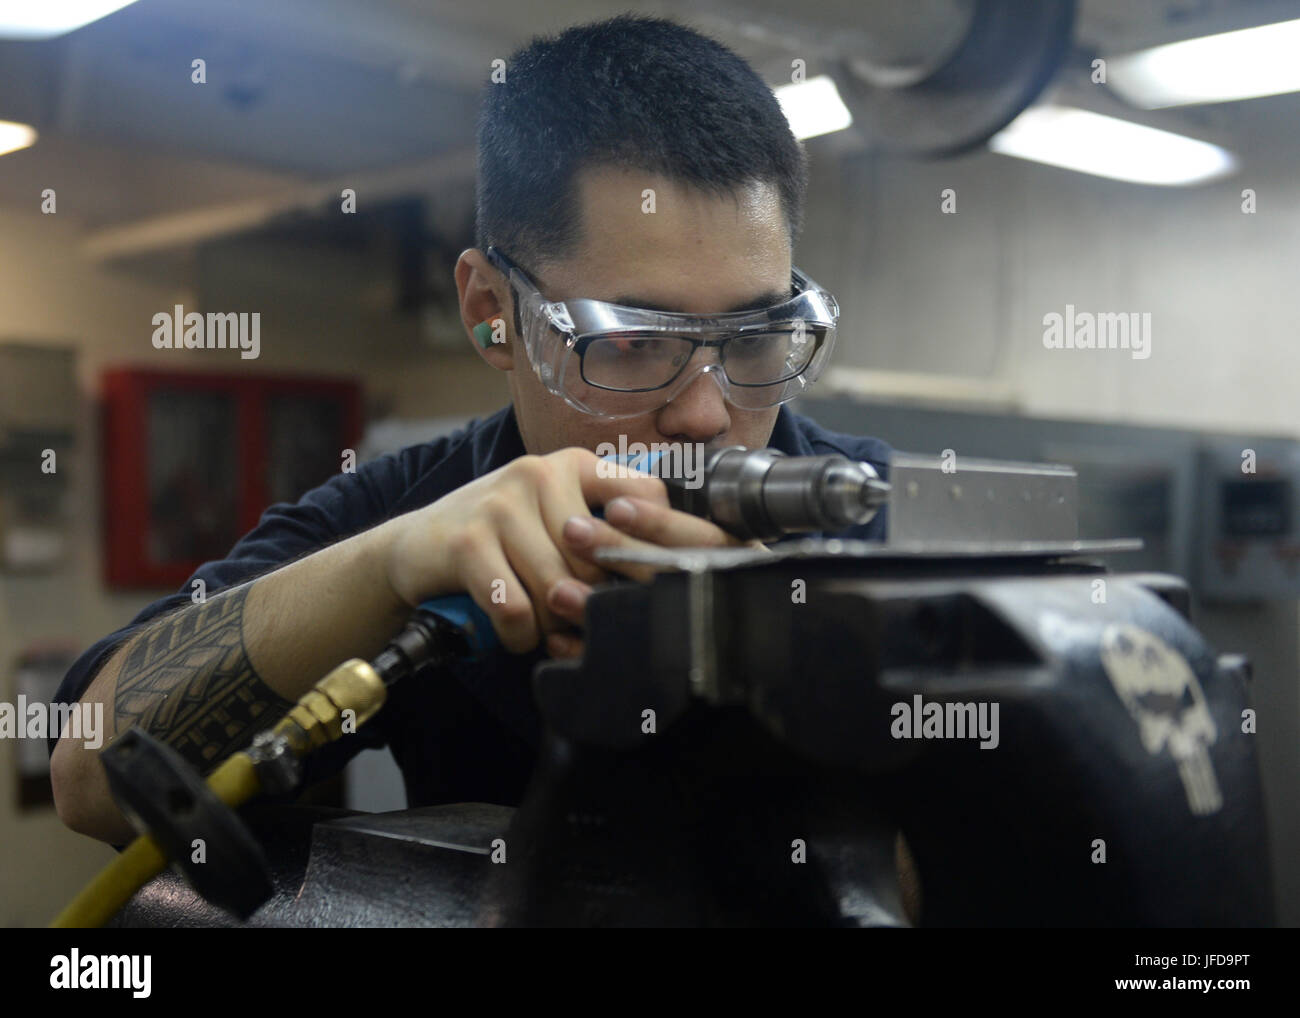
[485,246,840,420]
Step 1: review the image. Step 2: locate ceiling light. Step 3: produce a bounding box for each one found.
[0,1,141,40]
[1108,18,1300,108]
[775,75,853,140]
[0,120,38,157]
[988,104,1237,186]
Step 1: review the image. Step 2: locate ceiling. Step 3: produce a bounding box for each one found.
[0,0,1296,240]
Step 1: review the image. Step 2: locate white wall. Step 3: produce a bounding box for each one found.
[801,142,1300,439]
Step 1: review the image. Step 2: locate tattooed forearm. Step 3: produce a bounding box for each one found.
[113,584,295,773]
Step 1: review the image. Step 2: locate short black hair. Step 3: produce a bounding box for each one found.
[474,14,808,272]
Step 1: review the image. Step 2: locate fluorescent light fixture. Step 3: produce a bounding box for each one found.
[0,0,141,40]
[987,104,1237,186]
[775,75,853,140]
[0,120,38,157]
[1108,18,1300,108]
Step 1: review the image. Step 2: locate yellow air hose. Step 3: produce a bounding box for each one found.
[51,658,387,928]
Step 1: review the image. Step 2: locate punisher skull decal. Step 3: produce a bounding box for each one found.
[1099,623,1223,816]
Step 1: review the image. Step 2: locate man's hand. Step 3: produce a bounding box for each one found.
[545,488,766,659]
[382,447,744,657]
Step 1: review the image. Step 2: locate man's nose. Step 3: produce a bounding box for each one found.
[655,364,731,442]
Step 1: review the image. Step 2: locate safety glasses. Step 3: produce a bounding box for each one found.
[485,246,839,420]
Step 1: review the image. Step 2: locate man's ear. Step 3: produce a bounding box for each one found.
[455,248,514,371]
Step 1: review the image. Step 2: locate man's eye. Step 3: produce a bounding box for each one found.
[612,337,676,357]
[732,333,781,353]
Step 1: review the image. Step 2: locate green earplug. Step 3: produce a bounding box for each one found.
[473,320,497,348]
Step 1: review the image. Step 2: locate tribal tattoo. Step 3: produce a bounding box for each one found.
[113,584,295,773]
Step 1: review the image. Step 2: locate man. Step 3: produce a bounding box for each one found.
[50,15,893,871]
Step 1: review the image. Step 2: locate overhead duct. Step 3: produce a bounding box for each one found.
[706,0,1077,156]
